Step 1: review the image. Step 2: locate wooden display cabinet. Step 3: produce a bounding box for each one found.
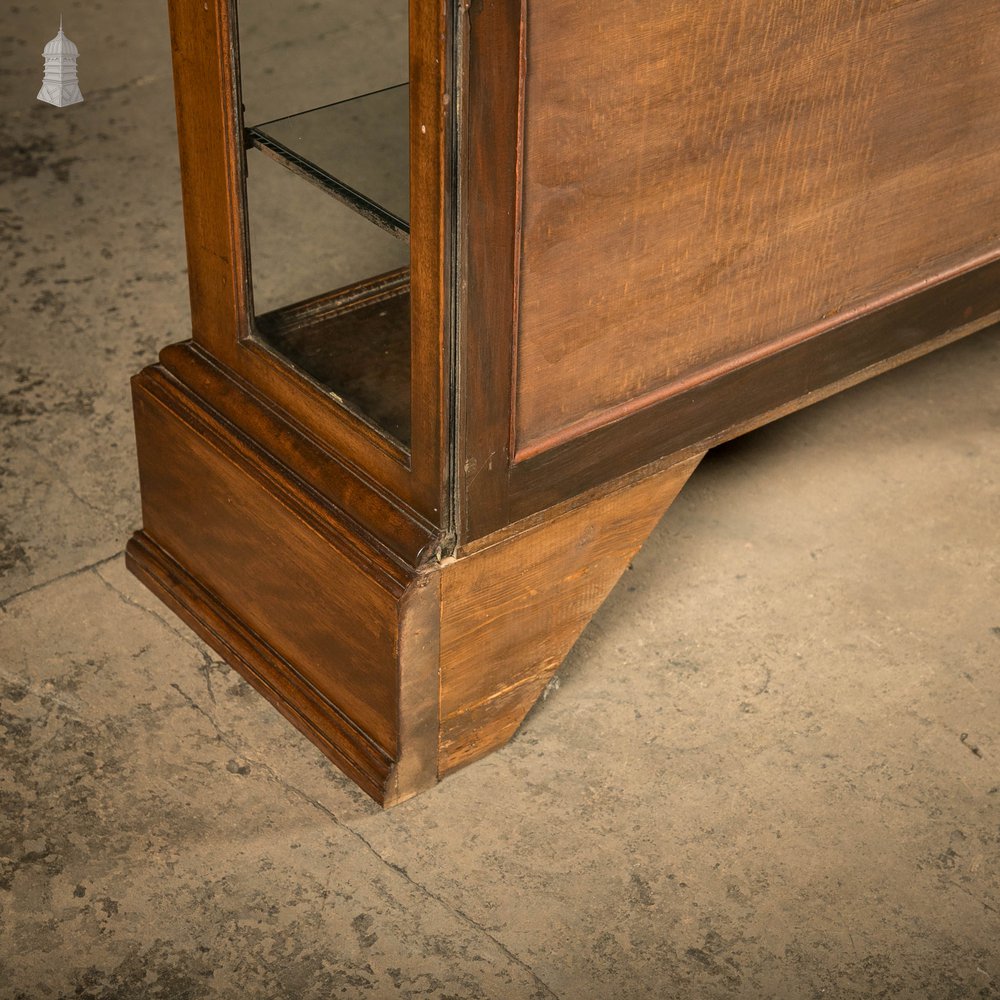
[129,0,1000,805]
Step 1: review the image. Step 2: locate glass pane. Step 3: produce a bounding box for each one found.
[238,0,407,124]
[246,152,408,316]
[248,84,409,239]
[237,0,411,448]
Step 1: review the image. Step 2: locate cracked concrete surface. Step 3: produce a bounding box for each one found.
[2,2,999,998]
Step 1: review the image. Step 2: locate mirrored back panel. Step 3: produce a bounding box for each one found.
[238,0,412,448]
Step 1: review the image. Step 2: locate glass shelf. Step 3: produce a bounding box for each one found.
[246,83,409,241]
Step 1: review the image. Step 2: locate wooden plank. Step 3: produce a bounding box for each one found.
[391,570,443,804]
[164,0,450,523]
[166,0,249,348]
[506,260,1000,523]
[514,0,1000,448]
[158,342,439,571]
[456,0,526,537]
[126,532,394,803]
[407,0,453,515]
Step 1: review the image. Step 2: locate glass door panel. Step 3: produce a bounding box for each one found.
[237,0,411,447]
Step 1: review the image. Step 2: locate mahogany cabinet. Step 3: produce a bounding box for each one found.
[129,0,1000,804]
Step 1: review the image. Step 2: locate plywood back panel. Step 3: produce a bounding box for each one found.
[515,0,1000,452]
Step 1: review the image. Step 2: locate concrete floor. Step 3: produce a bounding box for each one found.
[2,2,999,998]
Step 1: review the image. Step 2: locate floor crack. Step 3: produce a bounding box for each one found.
[167,683,560,999]
[95,568,222,709]
[23,441,119,525]
[949,878,999,915]
[170,683,245,756]
[94,568,211,661]
[275,781,560,997]
[0,550,124,609]
[344,824,563,1000]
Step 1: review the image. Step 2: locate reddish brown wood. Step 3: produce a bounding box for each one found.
[406,0,453,512]
[164,0,449,523]
[132,366,407,755]
[129,363,701,803]
[127,532,397,802]
[503,257,1000,525]
[156,342,439,569]
[130,363,447,806]
[439,454,702,775]
[165,0,249,349]
[457,0,1000,540]
[515,1,1000,451]
[455,0,525,537]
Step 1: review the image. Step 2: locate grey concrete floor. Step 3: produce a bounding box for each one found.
[2,2,1000,998]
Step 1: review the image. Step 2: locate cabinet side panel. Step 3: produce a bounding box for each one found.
[132,374,401,756]
[515,0,1000,450]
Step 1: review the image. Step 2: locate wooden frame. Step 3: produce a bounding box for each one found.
[163,0,452,534]
[457,0,1000,541]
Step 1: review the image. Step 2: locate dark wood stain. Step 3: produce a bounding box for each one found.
[133,367,404,756]
[127,531,396,803]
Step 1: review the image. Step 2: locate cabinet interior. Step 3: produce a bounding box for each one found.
[237,1,412,448]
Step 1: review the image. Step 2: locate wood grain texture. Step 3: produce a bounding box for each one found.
[136,0,996,806]
[132,365,407,757]
[166,0,249,349]
[392,570,442,804]
[128,365,706,801]
[438,453,703,775]
[406,0,453,512]
[157,342,439,570]
[455,0,526,539]
[514,0,1000,449]
[504,258,1000,524]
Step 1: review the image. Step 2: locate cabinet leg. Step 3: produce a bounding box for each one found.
[436,454,704,777]
[129,361,703,804]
